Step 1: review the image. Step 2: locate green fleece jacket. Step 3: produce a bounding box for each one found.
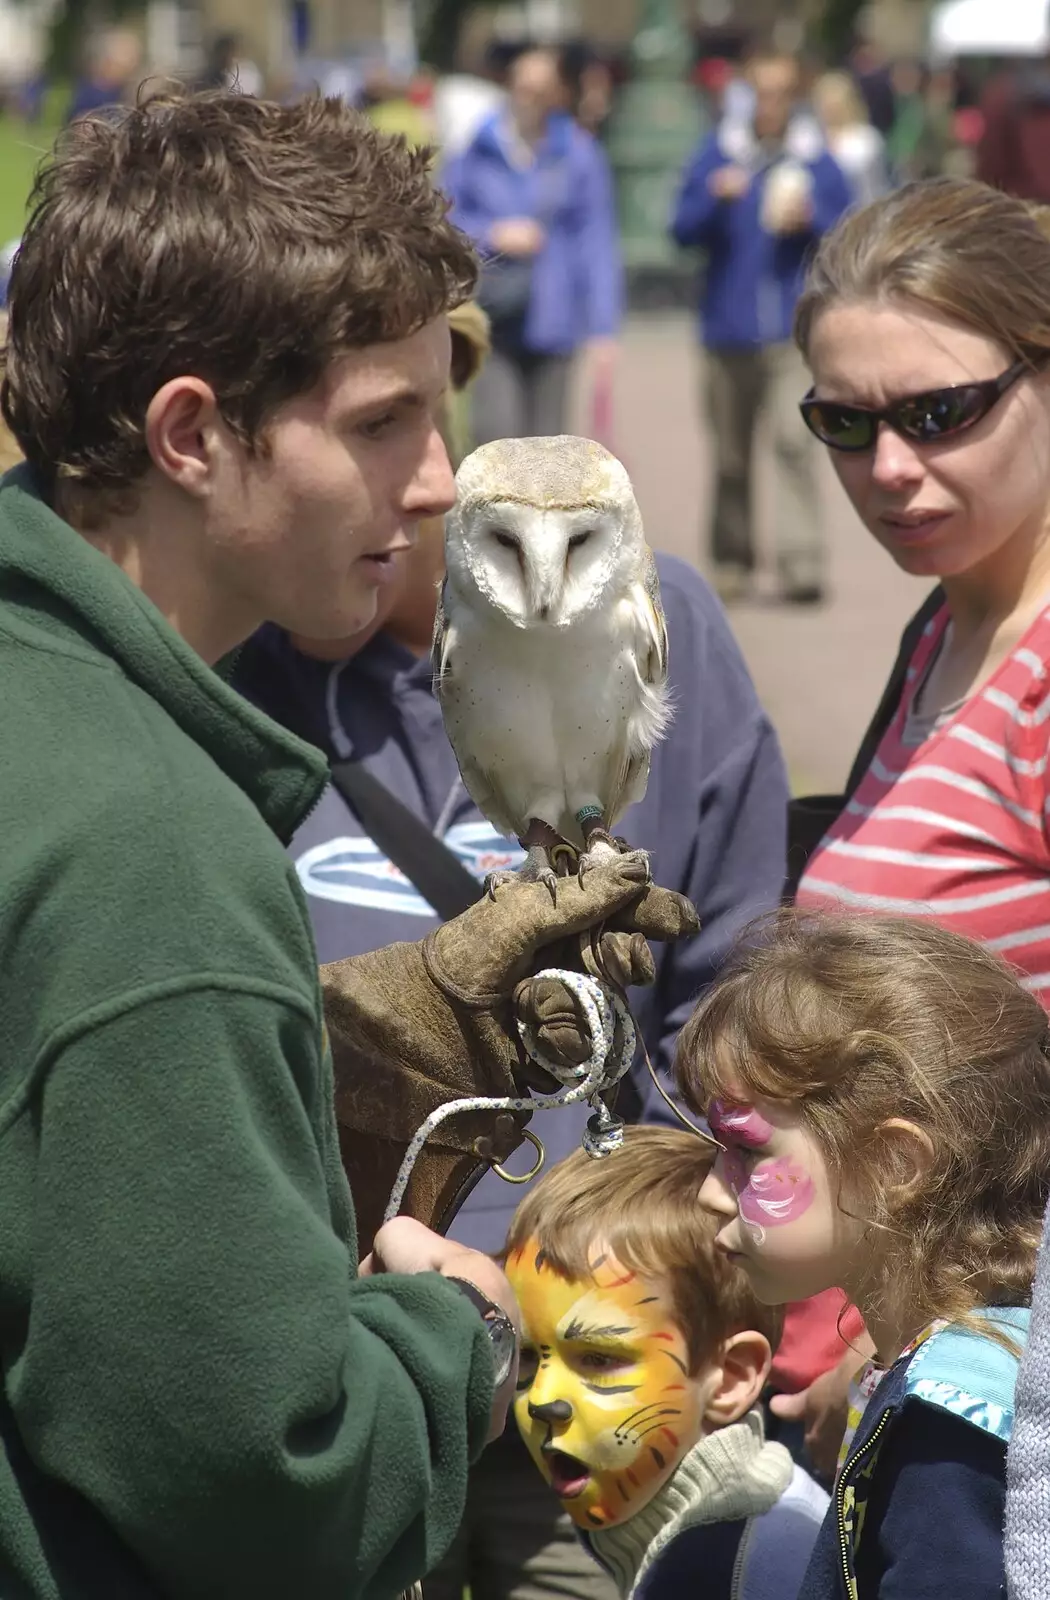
[0,466,494,1599]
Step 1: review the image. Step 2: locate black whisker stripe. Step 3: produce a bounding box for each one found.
[615,1402,677,1428]
[584,1381,639,1395]
[633,1416,682,1440]
[649,1447,665,1468]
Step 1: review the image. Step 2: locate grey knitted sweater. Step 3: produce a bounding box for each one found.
[1006,1198,1050,1597]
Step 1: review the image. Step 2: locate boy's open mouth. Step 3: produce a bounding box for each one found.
[544,1448,591,1499]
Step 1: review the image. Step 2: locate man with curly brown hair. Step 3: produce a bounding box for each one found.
[0,89,698,1600]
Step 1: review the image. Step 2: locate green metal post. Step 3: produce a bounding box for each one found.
[604,0,707,303]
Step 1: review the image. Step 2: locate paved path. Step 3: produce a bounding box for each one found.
[569,312,925,793]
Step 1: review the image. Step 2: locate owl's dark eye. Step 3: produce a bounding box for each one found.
[567,531,592,551]
[493,530,519,551]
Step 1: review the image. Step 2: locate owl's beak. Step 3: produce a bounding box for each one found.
[526,553,562,623]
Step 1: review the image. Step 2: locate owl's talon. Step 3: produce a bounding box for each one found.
[541,869,560,904]
[484,869,518,899]
[616,847,652,883]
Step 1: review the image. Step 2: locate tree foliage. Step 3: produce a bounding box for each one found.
[45,0,146,79]
[418,0,500,73]
[809,0,881,62]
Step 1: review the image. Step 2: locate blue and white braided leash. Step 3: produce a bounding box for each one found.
[383,969,636,1225]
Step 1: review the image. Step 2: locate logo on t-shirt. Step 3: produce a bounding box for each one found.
[295,821,525,915]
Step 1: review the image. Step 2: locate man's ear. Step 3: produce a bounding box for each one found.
[144,377,223,496]
[703,1330,772,1428]
[875,1118,934,1205]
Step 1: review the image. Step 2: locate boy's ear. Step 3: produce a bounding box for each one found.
[702,1330,772,1429]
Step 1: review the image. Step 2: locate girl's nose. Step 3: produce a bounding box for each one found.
[699,1159,738,1218]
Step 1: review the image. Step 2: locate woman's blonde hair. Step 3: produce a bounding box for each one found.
[675,912,1050,1341]
[811,71,869,131]
[795,176,1050,365]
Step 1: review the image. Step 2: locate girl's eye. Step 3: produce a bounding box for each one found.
[517,1347,540,1390]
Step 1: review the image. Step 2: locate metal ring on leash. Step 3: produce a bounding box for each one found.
[547,841,579,874]
[490,1128,546,1185]
[382,968,636,1225]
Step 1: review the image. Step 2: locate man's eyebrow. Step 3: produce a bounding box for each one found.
[349,382,431,416]
[562,1317,636,1342]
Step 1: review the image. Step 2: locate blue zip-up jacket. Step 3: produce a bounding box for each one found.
[442,109,624,354]
[232,555,788,1253]
[670,115,852,349]
[800,1307,1029,1600]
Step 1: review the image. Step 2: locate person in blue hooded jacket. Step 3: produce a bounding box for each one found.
[232,306,788,1600]
[442,46,623,446]
[671,52,852,607]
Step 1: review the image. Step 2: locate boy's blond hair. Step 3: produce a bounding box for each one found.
[505,1125,782,1374]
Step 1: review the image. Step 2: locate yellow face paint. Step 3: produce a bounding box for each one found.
[506,1239,708,1530]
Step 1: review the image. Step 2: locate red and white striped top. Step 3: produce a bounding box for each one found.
[798,603,1050,1009]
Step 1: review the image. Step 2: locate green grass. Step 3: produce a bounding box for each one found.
[0,98,66,245]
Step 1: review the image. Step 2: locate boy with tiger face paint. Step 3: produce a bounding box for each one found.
[503,1129,828,1600]
[507,1247,707,1529]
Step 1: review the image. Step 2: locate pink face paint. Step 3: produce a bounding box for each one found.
[708,1098,775,1148]
[708,1099,814,1245]
[737,1158,814,1228]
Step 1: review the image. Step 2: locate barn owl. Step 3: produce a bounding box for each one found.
[434,436,670,896]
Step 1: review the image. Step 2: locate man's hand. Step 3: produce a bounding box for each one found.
[361,1218,516,1318]
[360,1218,521,1441]
[768,194,813,234]
[708,165,750,201]
[768,1335,876,1482]
[323,857,699,1246]
[490,218,546,257]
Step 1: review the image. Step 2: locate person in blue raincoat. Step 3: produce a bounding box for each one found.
[671,52,852,607]
[442,47,623,445]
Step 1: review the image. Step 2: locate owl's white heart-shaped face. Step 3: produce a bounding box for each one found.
[448,501,625,626]
[444,436,643,628]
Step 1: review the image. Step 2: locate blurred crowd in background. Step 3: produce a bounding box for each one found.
[0,14,1008,185]
[1,4,1049,609]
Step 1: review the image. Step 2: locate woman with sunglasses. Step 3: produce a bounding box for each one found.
[792,176,1050,996]
[764,177,1050,1489]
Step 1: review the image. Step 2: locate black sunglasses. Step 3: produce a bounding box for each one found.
[799,359,1031,453]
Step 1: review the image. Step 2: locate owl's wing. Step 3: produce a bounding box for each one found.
[605,545,671,828]
[431,582,523,840]
[634,542,669,691]
[431,579,454,693]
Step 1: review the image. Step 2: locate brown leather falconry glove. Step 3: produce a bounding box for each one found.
[322,855,698,1251]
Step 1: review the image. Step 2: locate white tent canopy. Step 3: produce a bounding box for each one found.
[930,0,1050,58]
